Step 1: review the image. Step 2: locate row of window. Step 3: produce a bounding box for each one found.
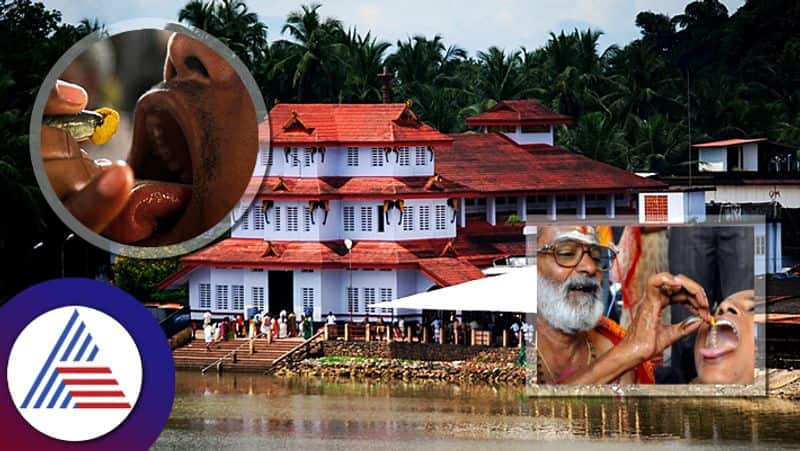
[343,205,448,233]
[241,202,454,234]
[259,147,430,168]
[199,284,265,311]
[198,283,314,313]
[464,194,627,208]
[346,287,393,313]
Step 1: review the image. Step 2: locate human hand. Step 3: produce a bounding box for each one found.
[621,272,710,364]
[41,80,133,233]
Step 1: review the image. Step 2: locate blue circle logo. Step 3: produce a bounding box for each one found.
[0,279,175,450]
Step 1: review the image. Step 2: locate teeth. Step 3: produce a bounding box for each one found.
[709,325,718,349]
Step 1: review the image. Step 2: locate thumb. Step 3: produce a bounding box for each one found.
[658,319,702,352]
[64,162,133,233]
[44,80,88,115]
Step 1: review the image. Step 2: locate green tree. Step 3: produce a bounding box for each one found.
[112,257,186,303]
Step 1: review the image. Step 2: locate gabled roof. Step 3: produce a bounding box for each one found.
[266,103,453,146]
[169,238,503,289]
[465,99,571,127]
[692,138,767,148]
[438,133,666,193]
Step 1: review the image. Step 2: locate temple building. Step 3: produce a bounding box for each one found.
[161,99,665,321]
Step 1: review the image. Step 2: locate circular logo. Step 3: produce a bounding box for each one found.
[7,306,143,441]
[0,279,175,450]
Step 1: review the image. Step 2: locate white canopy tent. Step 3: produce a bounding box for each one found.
[371,266,537,313]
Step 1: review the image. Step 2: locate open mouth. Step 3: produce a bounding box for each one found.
[700,319,740,360]
[104,90,195,245]
[568,282,598,294]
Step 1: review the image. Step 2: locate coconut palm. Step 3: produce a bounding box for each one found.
[272,3,344,101]
[178,0,268,67]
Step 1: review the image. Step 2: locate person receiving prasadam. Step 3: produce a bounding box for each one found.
[693,290,756,384]
[536,226,711,384]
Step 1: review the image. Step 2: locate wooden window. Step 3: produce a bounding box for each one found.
[364,288,377,313]
[231,285,244,310]
[371,147,384,167]
[260,147,273,166]
[303,207,312,232]
[347,147,359,166]
[420,205,430,230]
[398,146,410,166]
[343,206,355,231]
[402,206,414,231]
[251,286,264,309]
[199,283,211,309]
[287,206,299,231]
[379,288,393,313]
[360,206,373,231]
[415,146,427,166]
[274,206,282,231]
[488,125,516,133]
[303,147,313,167]
[302,288,314,312]
[347,287,359,313]
[435,205,446,230]
[253,202,264,230]
[215,285,229,310]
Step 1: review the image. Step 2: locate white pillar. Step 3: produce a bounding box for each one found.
[458,198,466,228]
[577,194,586,220]
[548,195,557,221]
[606,194,616,218]
[486,197,497,226]
[517,197,527,222]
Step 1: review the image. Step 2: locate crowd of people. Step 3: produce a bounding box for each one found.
[199,309,315,351]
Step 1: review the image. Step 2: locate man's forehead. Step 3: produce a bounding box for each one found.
[539,226,599,245]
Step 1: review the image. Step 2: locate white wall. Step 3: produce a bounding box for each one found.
[485,125,555,146]
[254,145,436,178]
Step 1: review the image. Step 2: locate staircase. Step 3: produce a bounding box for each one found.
[172,336,305,372]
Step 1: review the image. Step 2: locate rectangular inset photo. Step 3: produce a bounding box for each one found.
[527,221,767,396]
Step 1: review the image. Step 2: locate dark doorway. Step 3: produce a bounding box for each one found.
[268,270,294,314]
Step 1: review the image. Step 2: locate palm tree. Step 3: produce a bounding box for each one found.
[273,3,344,101]
[339,29,390,102]
[474,47,530,102]
[178,0,268,68]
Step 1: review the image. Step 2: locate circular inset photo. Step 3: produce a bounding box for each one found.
[31,22,266,258]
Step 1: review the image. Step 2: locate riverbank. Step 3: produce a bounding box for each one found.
[272,353,528,385]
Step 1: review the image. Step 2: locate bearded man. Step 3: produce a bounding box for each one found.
[536,226,711,384]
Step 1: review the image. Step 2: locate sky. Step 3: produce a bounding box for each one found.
[45,0,746,55]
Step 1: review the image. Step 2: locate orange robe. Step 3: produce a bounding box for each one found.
[594,316,655,384]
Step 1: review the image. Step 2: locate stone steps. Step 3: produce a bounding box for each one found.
[172,337,305,372]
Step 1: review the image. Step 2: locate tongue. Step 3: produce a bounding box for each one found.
[700,342,737,359]
[104,181,191,244]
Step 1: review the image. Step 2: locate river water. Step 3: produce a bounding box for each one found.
[153,371,800,450]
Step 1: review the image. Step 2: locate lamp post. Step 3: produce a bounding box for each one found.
[61,233,75,278]
[344,239,353,323]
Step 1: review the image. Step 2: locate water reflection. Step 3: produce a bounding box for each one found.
[155,371,800,449]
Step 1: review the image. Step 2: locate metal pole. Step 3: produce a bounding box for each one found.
[61,233,75,278]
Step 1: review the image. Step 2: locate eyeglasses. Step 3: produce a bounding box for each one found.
[537,240,617,271]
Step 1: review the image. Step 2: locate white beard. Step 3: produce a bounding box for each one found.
[538,273,604,335]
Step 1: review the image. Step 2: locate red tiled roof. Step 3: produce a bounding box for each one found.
[264,103,453,145]
[248,133,665,198]
[465,100,571,127]
[418,258,486,287]
[176,238,499,287]
[248,175,469,199]
[438,133,666,193]
[692,138,767,148]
